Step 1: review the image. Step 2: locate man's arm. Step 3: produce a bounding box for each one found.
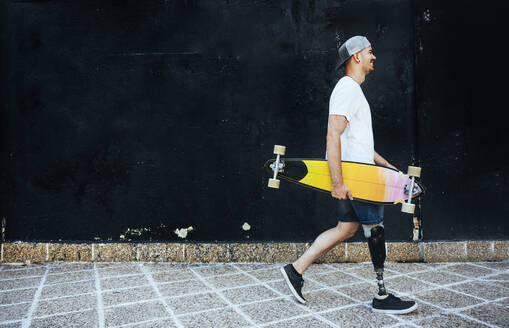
[327,115,353,200]
[374,150,397,170]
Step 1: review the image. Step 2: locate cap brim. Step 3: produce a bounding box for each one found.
[335,58,348,71]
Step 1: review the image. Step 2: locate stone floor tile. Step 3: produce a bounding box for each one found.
[330,262,372,270]
[125,318,177,328]
[47,263,94,273]
[100,274,148,290]
[442,263,495,278]
[102,285,158,307]
[0,287,37,305]
[222,285,278,304]
[416,288,482,309]
[30,309,98,328]
[416,313,489,328]
[104,300,167,327]
[449,280,509,300]
[0,267,47,279]
[0,302,30,322]
[461,303,508,327]
[34,293,96,317]
[0,277,42,291]
[496,297,509,308]
[150,270,195,283]
[419,263,451,269]
[340,266,397,280]
[267,279,322,296]
[239,298,308,324]
[263,315,335,328]
[143,263,193,273]
[192,264,238,277]
[0,264,32,270]
[408,270,467,286]
[186,263,219,268]
[336,282,378,302]
[205,273,256,289]
[178,307,251,328]
[494,281,509,290]
[384,275,435,295]
[308,271,359,287]
[158,279,210,297]
[233,263,279,272]
[304,264,337,275]
[384,262,429,274]
[247,268,285,282]
[481,272,509,281]
[93,263,122,268]
[0,322,22,328]
[400,298,446,322]
[1,261,506,328]
[478,273,509,289]
[45,271,94,284]
[320,304,399,328]
[40,280,95,300]
[165,292,228,315]
[473,260,509,271]
[304,289,354,312]
[97,264,142,278]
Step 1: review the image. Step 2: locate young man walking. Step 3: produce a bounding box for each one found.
[280,36,417,314]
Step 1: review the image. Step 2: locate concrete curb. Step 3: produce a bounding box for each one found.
[1,241,507,263]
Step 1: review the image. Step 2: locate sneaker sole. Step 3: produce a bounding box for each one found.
[372,303,418,314]
[280,266,306,304]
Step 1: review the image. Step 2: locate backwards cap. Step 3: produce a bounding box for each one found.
[336,36,371,69]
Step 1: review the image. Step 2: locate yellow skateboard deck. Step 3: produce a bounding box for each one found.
[265,158,423,205]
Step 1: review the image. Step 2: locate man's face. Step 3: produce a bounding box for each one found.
[358,46,376,73]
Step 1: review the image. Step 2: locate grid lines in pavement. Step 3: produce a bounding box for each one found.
[0,260,507,328]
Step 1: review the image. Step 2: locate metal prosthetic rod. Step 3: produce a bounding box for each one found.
[375,268,387,296]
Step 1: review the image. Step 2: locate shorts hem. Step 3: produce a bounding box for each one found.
[338,217,359,223]
[338,217,383,225]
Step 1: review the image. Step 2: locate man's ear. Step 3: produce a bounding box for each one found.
[353,52,361,63]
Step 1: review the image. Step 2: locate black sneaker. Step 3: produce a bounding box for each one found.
[280,264,306,304]
[372,293,417,314]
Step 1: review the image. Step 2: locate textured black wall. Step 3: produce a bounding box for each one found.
[414,0,509,240]
[1,0,507,242]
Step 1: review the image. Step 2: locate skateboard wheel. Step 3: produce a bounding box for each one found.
[401,203,415,214]
[268,178,280,189]
[407,166,421,178]
[273,145,286,156]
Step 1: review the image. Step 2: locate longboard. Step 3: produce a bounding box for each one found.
[265,145,424,213]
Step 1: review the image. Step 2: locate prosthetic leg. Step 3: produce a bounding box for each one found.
[364,222,418,313]
[363,223,387,297]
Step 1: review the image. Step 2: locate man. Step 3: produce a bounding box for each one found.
[280,36,417,314]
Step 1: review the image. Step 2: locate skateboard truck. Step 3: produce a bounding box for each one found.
[400,166,422,214]
[268,145,286,189]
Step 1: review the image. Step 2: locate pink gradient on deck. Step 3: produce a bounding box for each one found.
[382,170,420,202]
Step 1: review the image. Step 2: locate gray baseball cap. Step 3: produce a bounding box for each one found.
[335,36,371,70]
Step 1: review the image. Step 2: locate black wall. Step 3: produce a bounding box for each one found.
[1,0,508,242]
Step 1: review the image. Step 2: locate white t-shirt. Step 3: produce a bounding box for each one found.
[327,76,374,164]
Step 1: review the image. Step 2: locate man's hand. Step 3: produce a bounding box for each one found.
[331,182,353,200]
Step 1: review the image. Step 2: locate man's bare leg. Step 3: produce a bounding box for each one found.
[292,221,359,275]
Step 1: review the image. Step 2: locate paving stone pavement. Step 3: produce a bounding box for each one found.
[0,261,507,328]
